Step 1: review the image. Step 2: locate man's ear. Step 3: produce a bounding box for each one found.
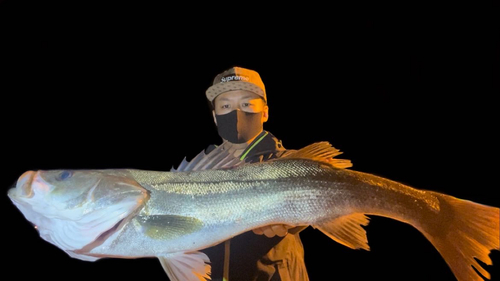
[262,106,269,123]
[212,110,217,125]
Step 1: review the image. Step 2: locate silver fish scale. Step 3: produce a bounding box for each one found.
[127,159,331,193]
[126,158,439,227]
[89,158,441,256]
[94,186,342,255]
[127,159,353,227]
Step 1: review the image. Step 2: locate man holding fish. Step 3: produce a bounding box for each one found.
[8,67,499,281]
[177,66,310,281]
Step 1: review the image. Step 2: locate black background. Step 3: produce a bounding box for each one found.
[1,1,498,280]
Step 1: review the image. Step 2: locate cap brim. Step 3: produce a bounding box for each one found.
[206,81,265,102]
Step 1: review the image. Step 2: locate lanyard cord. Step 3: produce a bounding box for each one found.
[239,131,268,160]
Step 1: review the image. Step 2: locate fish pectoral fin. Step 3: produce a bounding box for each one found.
[137,215,203,240]
[314,213,371,251]
[158,251,212,281]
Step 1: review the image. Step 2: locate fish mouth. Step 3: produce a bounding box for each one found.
[9,170,36,199]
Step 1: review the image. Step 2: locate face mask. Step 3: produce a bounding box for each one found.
[215,110,263,144]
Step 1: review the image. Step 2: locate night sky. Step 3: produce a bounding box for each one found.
[1,1,498,280]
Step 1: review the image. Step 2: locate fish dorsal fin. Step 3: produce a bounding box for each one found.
[158,251,211,281]
[282,141,353,169]
[314,213,371,250]
[171,145,243,172]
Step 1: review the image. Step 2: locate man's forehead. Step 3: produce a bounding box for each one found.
[215,90,263,101]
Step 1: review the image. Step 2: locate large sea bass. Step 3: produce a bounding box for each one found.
[8,142,500,281]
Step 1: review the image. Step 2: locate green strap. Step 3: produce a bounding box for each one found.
[239,131,268,160]
[223,240,230,281]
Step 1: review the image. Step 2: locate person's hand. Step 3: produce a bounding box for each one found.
[252,224,294,238]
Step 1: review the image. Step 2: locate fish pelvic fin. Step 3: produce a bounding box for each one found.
[283,141,353,169]
[313,213,371,251]
[158,251,211,281]
[419,192,500,281]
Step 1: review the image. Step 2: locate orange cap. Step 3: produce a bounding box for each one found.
[206,66,266,102]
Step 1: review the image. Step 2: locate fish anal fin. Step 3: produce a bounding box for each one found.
[314,213,370,251]
[283,142,353,169]
[158,251,211,281]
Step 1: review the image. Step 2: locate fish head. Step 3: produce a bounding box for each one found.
[8,169,149,256]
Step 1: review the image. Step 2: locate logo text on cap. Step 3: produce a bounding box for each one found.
[220,75,250,83]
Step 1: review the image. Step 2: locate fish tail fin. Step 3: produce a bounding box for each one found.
[419,192,499,281]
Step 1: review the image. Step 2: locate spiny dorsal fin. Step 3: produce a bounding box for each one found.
[171,145,244,172]
[282,141,353,169]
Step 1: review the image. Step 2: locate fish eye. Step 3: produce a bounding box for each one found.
[57,171,73,181]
